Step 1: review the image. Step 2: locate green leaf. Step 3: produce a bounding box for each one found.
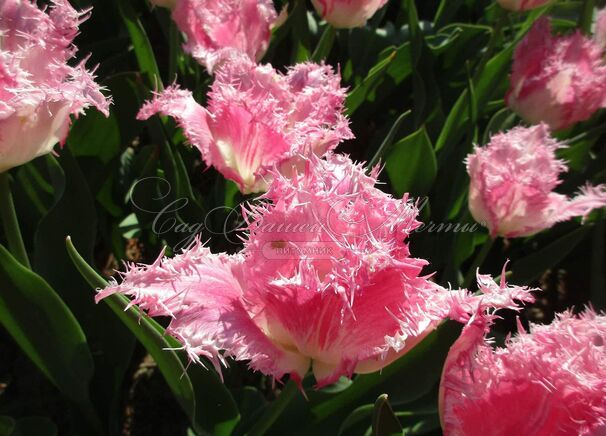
[385,127,437,197]
[311,25,336,62]
[510,226,592,284]
[12,417,57,436]
[311,322,462,424]
[346,44,412,116]
[65,237,240,435]
[372,395,403,436]
[67,110,120,164]
[338,405,373,436]
[33,152,136,433]
[291,0,313,62]
[367,111,411,168]
[0,245,93,404]
[115,0,163,88]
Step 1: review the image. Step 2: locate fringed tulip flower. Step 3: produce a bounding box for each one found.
[439,308,606,435]
[311,0,387,29]
[466,124,606,238]
[138,58,353,193]
[497,0,552,11]
[97,154,535,386]
[150,0,276,72]
[506,18,606,130]
[0,0,110,172]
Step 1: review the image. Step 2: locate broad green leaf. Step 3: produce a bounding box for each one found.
[67,110,120,164]
[0,245,93,404]
[385,127,437,197]
[510,226,592,284]
[65,237,240,435]
[372,395,403,436]
[33,152,136,433]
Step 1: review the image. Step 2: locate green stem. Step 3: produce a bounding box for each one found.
[0,172,30,268]
[311,25,336,62]
[580,0,595,35]
[462,237,495,288]
[367,110,411,169]
[246,381,299,436]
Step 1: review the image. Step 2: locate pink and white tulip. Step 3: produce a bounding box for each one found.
[97,154,535,386]
[311,0,388,29]
[466,124,606,238]
[497,0,552,11]
[0,0,110,172]
[439,308,606,435]
[506,18,606,131]
[137,58,353,193]
[150,0,276,72]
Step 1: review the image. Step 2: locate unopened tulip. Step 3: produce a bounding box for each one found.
[506,18,606,131]
[97,154,534,386]
[439,308,606,435]
[310,0,387,29]
[150,0,276,72]
[0,0,110,172]
[138,57,353,193]
[466,124,606,238]
[497,0,552,11]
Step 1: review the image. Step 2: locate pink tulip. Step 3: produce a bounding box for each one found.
[0,0,110,172]
[439,308,606,435]
[97,154,534,386]
[497,0,552,11]
[311,0,387,29]
[137,57,353,193]
[151,0,276,72]
[506,18,606,131]
[466,124,606,238]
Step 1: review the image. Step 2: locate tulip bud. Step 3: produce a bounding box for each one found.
[466,124,606,238]
[506,18,606,131]
[310,0,387,29]
[0,0,110,172]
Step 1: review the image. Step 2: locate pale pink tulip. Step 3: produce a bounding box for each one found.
[151,0,276,72]
[311,0,387,29]
[466,124,606,238]
[439,308,606,435]
[506,18,606,131]
[497,0,552,11]
[97,154,535,386]
[0,0,110,172]
[137,58,352,193]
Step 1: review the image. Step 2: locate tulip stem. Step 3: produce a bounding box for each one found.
[462,237,495,289]
[311,25,336,62]
[247,380,299,436]
[473,9,507,82]
[0,172,30,268]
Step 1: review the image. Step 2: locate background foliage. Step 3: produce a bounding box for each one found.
[1,0,605,435]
